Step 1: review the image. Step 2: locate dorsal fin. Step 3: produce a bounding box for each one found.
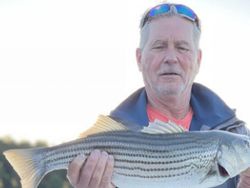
[141,119,186,134]
[79,115,128,138]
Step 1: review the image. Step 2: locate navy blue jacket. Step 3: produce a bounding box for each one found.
[110,83,248,188]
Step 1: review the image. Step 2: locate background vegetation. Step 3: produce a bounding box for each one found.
[0,137,72,188]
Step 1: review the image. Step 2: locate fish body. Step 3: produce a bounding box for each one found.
[3,115,250,188]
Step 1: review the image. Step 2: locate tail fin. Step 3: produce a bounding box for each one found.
[3,147,47,188]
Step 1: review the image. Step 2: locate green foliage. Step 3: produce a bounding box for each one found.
[0,137,72,188]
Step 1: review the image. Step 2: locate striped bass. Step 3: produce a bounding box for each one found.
[3,115,250,188]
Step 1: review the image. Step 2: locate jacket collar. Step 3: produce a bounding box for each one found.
[110,88,148,128]
[110,83,235,131]
[189,83,235,130]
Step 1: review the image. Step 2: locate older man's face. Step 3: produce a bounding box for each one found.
[136,16,201,98]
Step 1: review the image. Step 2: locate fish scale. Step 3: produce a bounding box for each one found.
[3,115,250,188]
[42,130,218,181]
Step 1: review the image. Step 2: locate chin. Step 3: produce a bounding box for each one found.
[156,86,183,96]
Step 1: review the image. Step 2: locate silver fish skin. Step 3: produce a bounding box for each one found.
[3,116,250,188]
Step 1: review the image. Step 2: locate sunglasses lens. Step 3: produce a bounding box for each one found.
[175,5,197,21]
[148,4,170,17]
[142,4,200,30]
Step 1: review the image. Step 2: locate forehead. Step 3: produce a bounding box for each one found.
[147,16,195,43]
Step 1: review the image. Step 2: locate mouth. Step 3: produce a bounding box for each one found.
[205,161,230,182]
[159,72,180,77]
[200,161,230,185]
[218,163,229,177]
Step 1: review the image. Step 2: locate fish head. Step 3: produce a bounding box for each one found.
[217,132,250,178]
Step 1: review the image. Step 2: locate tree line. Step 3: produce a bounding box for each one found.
[0,137,72,188]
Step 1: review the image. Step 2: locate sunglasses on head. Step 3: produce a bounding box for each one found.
[141,4,200,31]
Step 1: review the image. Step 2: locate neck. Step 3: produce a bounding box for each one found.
[146,90,191,119]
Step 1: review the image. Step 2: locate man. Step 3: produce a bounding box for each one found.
[67,3,250,188]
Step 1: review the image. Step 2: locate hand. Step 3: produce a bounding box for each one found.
[238,168,250,188]
[67,150,115,188]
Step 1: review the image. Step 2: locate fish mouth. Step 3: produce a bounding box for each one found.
[217,163,229,177]
[200,161,230,185]
[217,158,239,178]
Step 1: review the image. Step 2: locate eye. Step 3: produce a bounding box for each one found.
[177,46,189,52]
[152,45,165,49]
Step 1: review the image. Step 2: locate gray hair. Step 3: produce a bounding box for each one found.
[139,11,201,50]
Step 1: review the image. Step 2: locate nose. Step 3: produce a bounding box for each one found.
[163,48,178,64]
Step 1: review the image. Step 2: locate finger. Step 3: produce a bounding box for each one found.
[101,155,115,188]
[78,150,101,187]
[241,167,250,177]
[88,151,109,188]
[67,155,86,186]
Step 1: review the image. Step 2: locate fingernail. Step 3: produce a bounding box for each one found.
[76,154,86,161]
[108,155,114,162]
[90,149,101,159]
[92,149,100,154]
[101,151,108,157]
[69,154,86,166]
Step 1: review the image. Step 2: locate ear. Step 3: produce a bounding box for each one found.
[136,48,143,72]
[197,49,202,66]
[194,49,202,75]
